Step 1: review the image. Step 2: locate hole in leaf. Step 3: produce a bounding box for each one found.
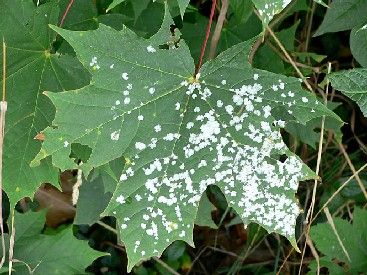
[279,154,287,163]
[69,143,92,164]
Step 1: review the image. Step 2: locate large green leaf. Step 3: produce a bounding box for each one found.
[309,208,367,274]
[350,24,367,68]
[2,211,105,274]
[314,0,367,36]
[33,9,339,271]
[0,0,89,206]
[329,69,367,117]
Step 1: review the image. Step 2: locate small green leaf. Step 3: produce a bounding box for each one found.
[314,0,367,36]
[350,24,367,68]
[310,208,367,274]
[329,68,367,117]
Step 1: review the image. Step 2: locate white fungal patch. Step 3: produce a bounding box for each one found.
[138,115,144,121]
[154,124,161,132]
[115,100,120,105]
[116,195,125,204]
[63,141,69,147]
[135,194,142,201]
[89,56,100,69]
[186,122,194,129]
[135,142,146,150]
[124,97,130,104]
[122,73,129,80]
[110,64,114,69]
[110,130,120,141]
[147,45,156,53]
[301,97,308,103]
[149,87,155,94]
[221,80,227,85]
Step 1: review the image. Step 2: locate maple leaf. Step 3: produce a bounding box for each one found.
[0,0,89,206]
[32,9,339,270]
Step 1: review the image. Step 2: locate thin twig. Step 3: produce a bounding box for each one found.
[8,209,15,275]
[2,38,5,102]
[263,23,314,93]
[195,0,217,76]
[305,234,320,274]
[323,207,351,262]
[338,143,367,200]
[59,0,75,27]
[97,220,118,235]
[0,38,7,270]
[153,257,181,275]
[208,0,228,59]
[304,1,316,53]
[300,63,332,275]
[311,163,367,223]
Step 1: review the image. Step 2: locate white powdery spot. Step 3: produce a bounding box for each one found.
[89,56,100,69]
[186,122,194,129]
[221,79,227,85]
[135,142,146,150]
[154,124,161,132]
[163,133,180,141]
[116,195,125,204]
[135,194,142,201]
[115,100,120,105]
[122,73,129,80]
[110,130,120,141]
[124,97,130,104]
[253,73,259,80]
[149,87,155,94]
[138,115,144,121]
[63,141,69,147]
[110,64,114,69]
[147,45,156,53]
[198,159,207,168]
[301,97,308,103]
